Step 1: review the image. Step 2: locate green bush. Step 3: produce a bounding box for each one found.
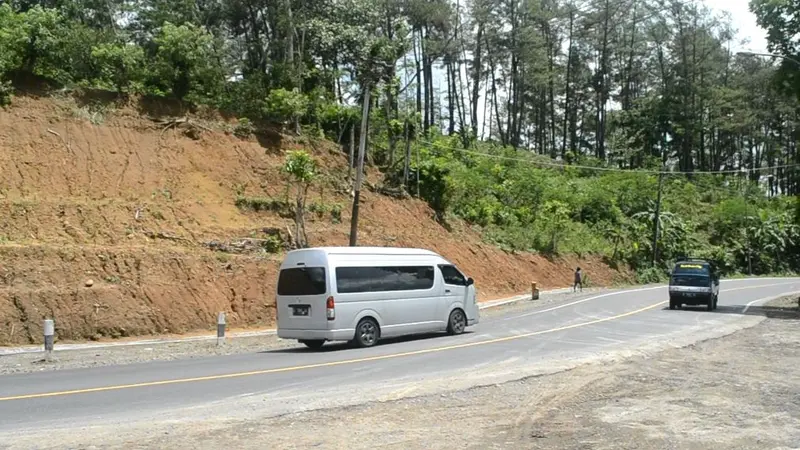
[0,80,12,107]
[233,118,255,139]
[260,235,283,253]
[90,42,146,94]
[330,203,343,223]
[264,88,309,126]
[636,267,667,284]
[149,22,226,102]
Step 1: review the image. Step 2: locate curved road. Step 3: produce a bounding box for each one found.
[1,278,798,435]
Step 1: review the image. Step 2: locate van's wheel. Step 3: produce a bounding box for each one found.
[447,309,467,335]
[707,295,714,312]
[713,294,719,310]
[299,339,325,350]
[669,300,676,310]
[353,318,379,348]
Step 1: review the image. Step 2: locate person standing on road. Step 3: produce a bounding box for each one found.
[573,267,583,292]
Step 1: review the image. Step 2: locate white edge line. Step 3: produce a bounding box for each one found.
[741,289,800,313]
[499,285,668,322]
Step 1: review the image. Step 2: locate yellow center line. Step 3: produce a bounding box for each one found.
[0,301,667,403]
[2,280,796,403]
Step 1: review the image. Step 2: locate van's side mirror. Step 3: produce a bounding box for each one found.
[466,277,474,286]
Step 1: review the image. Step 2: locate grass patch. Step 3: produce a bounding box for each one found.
[260,235,284,253]
[233,118,256,139]
[308,201,344,223]
[235,196,293,218]
[71,101,111,125]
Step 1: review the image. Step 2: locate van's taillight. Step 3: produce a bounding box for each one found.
[326,296,335,320]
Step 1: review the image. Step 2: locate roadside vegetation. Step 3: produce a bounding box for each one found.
[1,0,799,281]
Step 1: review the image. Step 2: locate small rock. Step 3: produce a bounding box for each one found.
[85,279,94,287]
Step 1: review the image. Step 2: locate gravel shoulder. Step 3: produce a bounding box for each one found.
[11,295,795,450]
[0,287,610,375]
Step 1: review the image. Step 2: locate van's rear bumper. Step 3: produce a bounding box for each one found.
[669,286,713,306]
[670,292,713,305]
[277,328,355,341]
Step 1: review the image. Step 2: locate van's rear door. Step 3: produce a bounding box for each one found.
[276,266,330,330]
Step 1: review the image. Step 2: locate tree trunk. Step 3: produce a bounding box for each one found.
[348,122,355,180]
[403,119,412,189]
[447,60,456,135]
[414,28,423,123]
[471,22,484,140]
[562,8,574,158]
[485,33,505,144]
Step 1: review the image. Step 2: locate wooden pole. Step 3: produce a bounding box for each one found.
[349,84,371,246]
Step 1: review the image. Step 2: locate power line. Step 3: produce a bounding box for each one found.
[418,139,800,175]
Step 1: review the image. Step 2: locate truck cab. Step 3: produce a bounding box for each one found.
[668,258,720,311]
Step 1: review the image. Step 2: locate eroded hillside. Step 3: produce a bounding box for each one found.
[0,93,629,344]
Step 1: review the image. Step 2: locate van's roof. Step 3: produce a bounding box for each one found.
[289,246,441,256]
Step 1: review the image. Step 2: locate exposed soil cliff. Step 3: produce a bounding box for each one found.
[0,93,630,344]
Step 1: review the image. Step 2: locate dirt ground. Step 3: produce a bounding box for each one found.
[0,92,630,345]
[89,295,799,450]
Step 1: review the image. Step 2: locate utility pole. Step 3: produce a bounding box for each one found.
[652,164,666,267]
[745,181,753,275]
[738,168,753,276]
[349,84,371,246]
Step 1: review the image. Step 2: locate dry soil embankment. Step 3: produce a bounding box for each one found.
[0,93,629,344]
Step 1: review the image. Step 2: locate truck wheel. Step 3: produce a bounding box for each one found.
[707,295,714,312]
[713,294,719,310]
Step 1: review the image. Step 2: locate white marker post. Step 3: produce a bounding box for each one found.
[216,312,226,346]
[43,319,55,360]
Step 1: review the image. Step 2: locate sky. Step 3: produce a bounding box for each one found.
[706,0,769,53]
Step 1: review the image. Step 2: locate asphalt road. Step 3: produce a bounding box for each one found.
[1,278,798,435]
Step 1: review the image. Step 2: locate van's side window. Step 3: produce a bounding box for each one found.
[277,267,327,296]
[439,265,466,286]
[336,266,434,293]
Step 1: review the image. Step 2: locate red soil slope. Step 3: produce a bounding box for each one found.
[0,93,630,344]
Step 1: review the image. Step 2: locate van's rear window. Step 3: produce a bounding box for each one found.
[673,263,710,276]
[277,267,327,296]
[671,275,709,287]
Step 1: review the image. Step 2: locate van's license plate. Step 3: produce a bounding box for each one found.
[292,306,309,316]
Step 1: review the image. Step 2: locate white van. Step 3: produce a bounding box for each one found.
[275,247,480,349]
